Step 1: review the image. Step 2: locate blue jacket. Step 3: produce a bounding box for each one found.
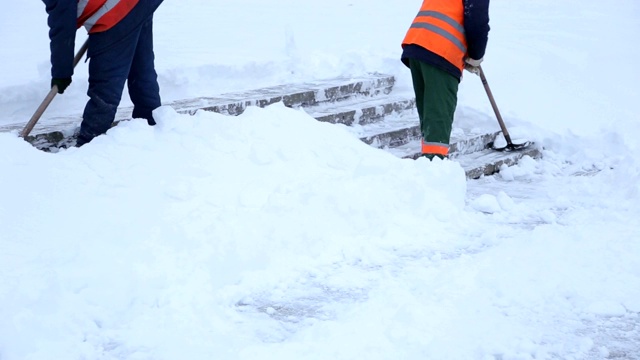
[402,0,490,80]
[42,0,163,79]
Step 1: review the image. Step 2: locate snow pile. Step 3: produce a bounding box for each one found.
[0,104,468,359]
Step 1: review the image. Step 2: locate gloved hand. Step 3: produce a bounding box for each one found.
[51,78,72,94]
[464,57,483,76]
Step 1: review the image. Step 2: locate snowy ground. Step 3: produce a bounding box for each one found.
[1,1,639,359]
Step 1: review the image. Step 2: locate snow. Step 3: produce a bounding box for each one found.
[1,1,640,359]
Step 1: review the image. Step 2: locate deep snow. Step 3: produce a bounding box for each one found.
[1,1,639,359]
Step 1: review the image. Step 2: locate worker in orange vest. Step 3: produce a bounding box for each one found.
[43,0,164,146]
[401,0,490,159]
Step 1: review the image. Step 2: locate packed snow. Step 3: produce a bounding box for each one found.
[1,1,639,359]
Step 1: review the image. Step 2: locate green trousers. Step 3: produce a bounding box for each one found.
[409,58,459,157]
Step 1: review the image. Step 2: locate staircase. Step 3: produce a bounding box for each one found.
[5,73,540,178]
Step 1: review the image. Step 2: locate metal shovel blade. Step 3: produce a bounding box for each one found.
[488,140,533,152]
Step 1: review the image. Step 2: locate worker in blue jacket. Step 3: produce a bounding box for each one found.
[43,0,164,146]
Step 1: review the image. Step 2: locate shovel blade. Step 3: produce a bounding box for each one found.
[488,141,534,152]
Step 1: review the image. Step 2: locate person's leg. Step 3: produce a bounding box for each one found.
[411,59,458,159]
[409,58,426,135]
[128,16,161,125]
[77,29,142,146]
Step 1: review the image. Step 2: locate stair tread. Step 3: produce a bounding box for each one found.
[171,73,395,115]
[459,147,542,179]
[351,114,498,139]
[305,94,414,116]
[390,140,542,178]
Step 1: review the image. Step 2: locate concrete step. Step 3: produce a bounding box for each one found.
[353,115,498,157]
[305,94,415,126]
[0,109,136,141]
[359,122,421,148]
[387,137,542,179]
[458,147,542,179]
[171,73,395,116]
[383,132,499,158]
[0,117,75,135]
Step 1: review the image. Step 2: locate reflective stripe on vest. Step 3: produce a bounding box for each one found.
[421,140,449,156]
[77,0,138,33]
[402,1,467,71]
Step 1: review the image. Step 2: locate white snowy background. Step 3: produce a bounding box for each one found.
[1,1,639,359]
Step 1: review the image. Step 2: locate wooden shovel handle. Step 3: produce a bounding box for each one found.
[478,65,513,146]
[20,38,89,139]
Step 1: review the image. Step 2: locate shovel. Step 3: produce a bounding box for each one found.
[20,38,89,139]
[478,65,532,152]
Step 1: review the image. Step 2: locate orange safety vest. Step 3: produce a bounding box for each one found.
[402,0,467,72]
[77,0,139,33]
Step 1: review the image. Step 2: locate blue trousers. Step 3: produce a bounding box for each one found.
[78,9,161,146]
